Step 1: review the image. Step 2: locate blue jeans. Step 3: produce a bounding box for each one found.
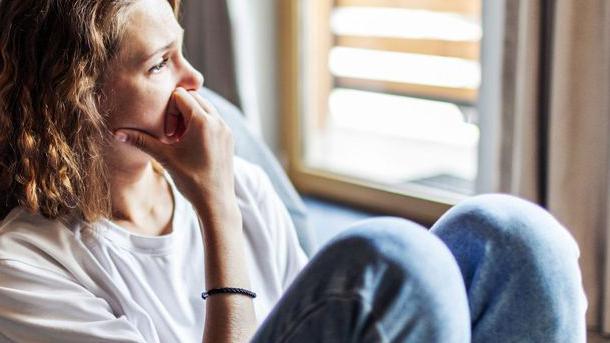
[251,194,587,342]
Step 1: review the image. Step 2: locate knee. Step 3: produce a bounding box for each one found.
[329,217,452,271]
[432,193,580,261]
[431,194,587,335]
[313,217,470,339]
[318,217,465,297]
[270,217,470,342]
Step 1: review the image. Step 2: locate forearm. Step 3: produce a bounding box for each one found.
[195,201,257,343]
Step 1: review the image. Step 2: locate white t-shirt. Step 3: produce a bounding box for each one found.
[0,157,309,343]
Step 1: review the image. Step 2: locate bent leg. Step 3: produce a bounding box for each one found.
[431,194,587,343]
[251,217,470,343]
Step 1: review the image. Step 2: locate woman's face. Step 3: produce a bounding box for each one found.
[101,0,203,168]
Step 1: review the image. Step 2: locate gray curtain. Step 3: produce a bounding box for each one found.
[181,0,241,107]
[500,0,610,333]
[180,0,281,155]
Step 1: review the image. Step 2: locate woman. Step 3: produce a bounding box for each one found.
[0,0,586,342]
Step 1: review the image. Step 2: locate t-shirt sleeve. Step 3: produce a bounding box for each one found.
[0,259,146,343]
[252,165,309,290]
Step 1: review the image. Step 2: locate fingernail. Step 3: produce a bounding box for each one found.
[114,132,127,142]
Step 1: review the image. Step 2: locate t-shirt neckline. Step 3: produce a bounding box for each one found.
[96,172,184,255]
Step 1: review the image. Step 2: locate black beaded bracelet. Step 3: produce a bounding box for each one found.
[201,287,257,300]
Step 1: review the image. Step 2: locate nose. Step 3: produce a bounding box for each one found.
[177,58,204,91]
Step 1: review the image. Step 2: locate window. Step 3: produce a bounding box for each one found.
[280,0,484,223]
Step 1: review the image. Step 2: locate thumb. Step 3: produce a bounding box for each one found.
[114,129,169,159]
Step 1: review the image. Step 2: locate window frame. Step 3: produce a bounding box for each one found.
[278,0,495,224]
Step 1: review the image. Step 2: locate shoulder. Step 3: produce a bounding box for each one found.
[0,208,91,281]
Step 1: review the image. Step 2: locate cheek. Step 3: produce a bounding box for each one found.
[107,78,174,137]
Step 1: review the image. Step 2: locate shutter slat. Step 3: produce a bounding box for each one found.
[335,77,477,104]
[335,35,480,60]
[335,0,481,16]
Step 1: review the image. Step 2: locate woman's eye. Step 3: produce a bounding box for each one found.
[149,57,169,74]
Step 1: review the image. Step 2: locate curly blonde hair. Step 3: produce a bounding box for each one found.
[0,0,181,222]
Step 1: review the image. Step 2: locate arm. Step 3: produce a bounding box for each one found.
[116,87,256,342]
[195,201,257,343]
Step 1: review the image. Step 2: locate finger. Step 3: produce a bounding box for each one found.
[165,112,179,137]
[165,93,180,137]
[174,88,206,131]
[114,129,170,159]
[189,91,216,115]
[173,113,187,140]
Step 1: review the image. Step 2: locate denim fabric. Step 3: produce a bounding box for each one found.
[251,194,587,343]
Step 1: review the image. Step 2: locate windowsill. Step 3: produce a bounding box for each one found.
[304,89,479,196]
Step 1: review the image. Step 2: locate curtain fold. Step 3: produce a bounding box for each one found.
[500,0,610,332]
[500,0,545,202]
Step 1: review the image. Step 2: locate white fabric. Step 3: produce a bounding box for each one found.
[0,157,308,343]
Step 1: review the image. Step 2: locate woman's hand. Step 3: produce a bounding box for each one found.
[115,88,256,342]
[114,87,240,227]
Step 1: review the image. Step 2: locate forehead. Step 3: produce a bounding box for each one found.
[119,0,181,63]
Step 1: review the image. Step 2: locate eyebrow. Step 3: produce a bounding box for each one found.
[140,27,185,64]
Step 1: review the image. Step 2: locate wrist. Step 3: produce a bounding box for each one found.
[199,200,241,221]
[195,201,242,234]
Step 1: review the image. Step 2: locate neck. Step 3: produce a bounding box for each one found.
[109,160,160,222]
[106,158,174,237]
